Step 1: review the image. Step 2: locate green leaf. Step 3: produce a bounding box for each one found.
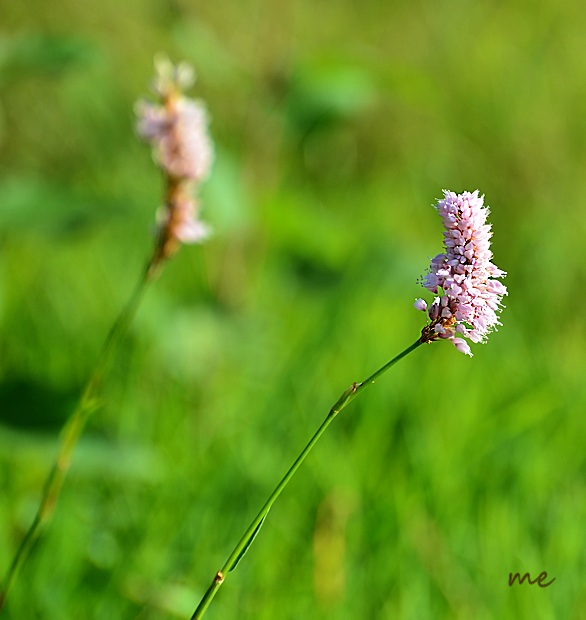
[229,511,269,572]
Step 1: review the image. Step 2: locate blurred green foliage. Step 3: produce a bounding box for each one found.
[1,1,585,619]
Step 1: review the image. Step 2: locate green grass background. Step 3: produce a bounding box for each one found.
[1,1,585,618]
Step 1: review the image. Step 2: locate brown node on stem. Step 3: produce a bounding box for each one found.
[214,571,225,585]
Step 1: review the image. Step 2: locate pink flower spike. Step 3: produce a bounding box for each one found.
[417,190,507,354]
[137,58,214,264]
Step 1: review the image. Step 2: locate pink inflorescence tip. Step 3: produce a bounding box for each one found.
[136,58,213,260]
[416,190,507,356]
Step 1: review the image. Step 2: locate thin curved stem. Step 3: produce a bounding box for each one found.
[0,260,155,611]
[191,337,424,619]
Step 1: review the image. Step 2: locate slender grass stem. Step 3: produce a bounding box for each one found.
[191,337,424,619]
[0,260,156,611]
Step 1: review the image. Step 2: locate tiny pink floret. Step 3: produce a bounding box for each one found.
[414,298,427,312]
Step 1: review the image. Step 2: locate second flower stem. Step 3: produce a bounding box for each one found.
[191,337,424,619]
[0,260,155,611]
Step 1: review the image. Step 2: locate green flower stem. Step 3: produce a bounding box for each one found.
[0,260,156,611]
[191,337,424,620]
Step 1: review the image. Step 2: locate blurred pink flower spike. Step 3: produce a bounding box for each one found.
[418,190,507,356]
[136,56,214,265]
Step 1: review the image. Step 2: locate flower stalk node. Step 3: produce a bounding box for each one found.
[331,382,358,415]
[214,571,225,585]
[419,324,439,344]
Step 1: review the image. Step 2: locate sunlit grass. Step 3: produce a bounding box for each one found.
[2,0,586,618]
